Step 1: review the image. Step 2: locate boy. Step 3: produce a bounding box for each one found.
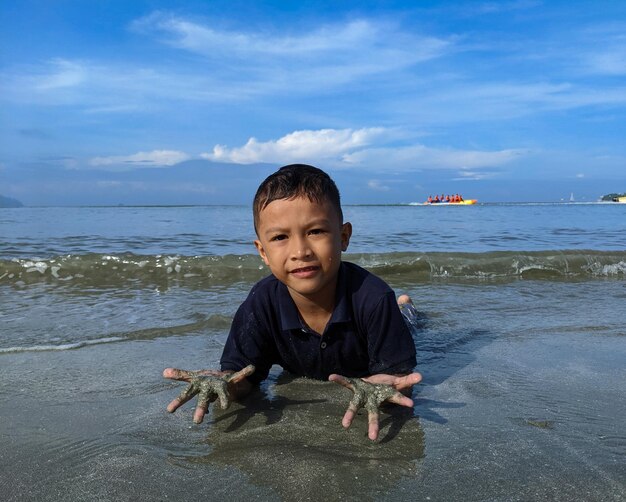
[164,164,422,440]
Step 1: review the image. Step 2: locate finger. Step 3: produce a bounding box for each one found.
[163,368,225,380]
[387,393,414,408]
[193,389,210,424]
[216,386,230,410]
[342,404,358,429]
[163,368,195,382]
[193,405,208,424]
[167,388,198,413]
[393,372,422,390]
[329,374,355,391]
[166,384,198,413]
[192,369,227,377]
[227,364,256,384]
[367,409,380,441]
[166,397,184,413]
[363,374,395,386]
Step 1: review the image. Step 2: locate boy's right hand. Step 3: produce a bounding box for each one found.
[163,365,255,424]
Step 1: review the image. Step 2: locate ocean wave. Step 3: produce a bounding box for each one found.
[0,315,231,354]
[357,251,626,282]
[0,251,625,287]
[0,253,265,286]
[0,336,125,354]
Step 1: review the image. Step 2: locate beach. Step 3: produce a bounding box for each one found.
[1,203,625,501]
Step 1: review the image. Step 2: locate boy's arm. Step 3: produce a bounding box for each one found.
[329,371,422,441]
[163,365,255,424]
[334,285,420,439]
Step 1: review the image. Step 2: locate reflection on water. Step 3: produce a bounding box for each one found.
[170,375,425,501]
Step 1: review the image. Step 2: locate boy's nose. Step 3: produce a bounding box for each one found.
[291,237,312,259]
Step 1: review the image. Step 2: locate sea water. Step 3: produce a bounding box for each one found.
[1,203,625,501]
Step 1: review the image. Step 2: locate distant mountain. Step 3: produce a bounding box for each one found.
[0,195,24,207]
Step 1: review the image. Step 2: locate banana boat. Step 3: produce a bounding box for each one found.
[423,199,477,205]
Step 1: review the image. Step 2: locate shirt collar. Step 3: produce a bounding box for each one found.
[278,262,352,331]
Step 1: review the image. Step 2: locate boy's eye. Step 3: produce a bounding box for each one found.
[270,234,287,242]
[309,228,326,235]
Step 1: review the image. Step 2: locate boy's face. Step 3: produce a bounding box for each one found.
[254,196,351,306]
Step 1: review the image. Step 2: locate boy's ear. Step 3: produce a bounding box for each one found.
[254,239,270,266]
[340,222,352,252]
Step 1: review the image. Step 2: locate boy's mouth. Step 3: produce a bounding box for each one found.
[290,266,320,278]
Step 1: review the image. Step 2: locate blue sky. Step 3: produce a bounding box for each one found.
[1,0,625,205]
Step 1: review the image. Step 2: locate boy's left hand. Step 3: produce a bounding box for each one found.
[329,372,422,441]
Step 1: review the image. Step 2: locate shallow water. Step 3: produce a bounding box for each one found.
[1,204,625,501]
[1,279,624,501]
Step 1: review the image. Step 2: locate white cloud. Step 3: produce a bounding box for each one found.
[367,180,391,191]
[473,0,541,14]
[96,180,123,188]
[200,126,528,175]
[129,13,452,94]
[343,144,526,171]
[133,14,376,56]
[133,13,450,62]
[35,59,86,90]
[201,128,387,165]
[4,15,626,119]
[388,79,626,125]
[89,150,190,168]
[35,156,79,169]
[452,169,497,181]
[583,45,626,76]
[1,58,250,109]
[84,104,142,114]
[568,23,626,76]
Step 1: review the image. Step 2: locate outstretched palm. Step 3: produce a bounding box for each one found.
[163,365,255,423]
[329,372,421,440]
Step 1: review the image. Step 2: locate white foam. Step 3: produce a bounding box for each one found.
[601,261,626,276]
[0,336,124,354]
[26,261,48,274]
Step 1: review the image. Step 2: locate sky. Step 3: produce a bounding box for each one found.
[1,0,625,205]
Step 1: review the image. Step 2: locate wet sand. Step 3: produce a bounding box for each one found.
[1,331,624,500]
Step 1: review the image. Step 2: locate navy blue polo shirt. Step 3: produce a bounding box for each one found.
[220,261,416,384]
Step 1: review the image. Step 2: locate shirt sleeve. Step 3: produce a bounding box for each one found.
[365,291,417,375]
[220,293,276,385]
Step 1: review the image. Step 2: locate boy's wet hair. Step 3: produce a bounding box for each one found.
[253,164,343,233]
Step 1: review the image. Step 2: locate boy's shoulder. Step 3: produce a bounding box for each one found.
[247,273,282,302]
[341,261,393,296]
[335,262,406,337]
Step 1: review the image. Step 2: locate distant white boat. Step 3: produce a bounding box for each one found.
[570,193,575,202]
